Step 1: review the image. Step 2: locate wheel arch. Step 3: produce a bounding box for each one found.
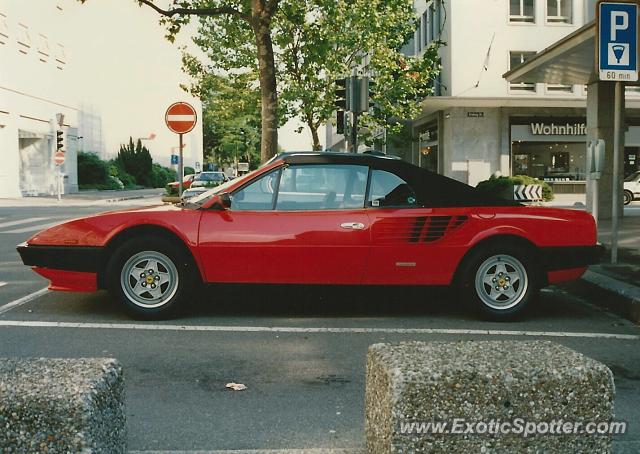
[98,224,203,289]
[453,234,544,287]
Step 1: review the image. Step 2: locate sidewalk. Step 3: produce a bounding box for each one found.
[582,213,640,323]
[0,188,165,208]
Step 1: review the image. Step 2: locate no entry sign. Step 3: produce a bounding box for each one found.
[165,102,197,134]
[53,151,65,166]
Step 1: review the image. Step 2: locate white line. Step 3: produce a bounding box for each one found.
[0,320,637,340]
[2,221,62,234]
[0,282,6,288]
[0,217,53,229]
[130,450,362,454]
[0,287,49,316]
[167,114,196,122]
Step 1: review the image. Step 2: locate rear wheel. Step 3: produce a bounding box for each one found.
[457,243,539,320]
[108,236,196,319]
[624,190,633,206]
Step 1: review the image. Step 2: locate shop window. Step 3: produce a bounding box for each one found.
[511,141,586,182]
[547,0,572,24]
[509,52,537,92]
[0,13,8,45]
[418,125,438,173]
[510,0,535,23]
[17,23,30,54]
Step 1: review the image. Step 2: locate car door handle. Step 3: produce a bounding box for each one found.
[340,222,366,230]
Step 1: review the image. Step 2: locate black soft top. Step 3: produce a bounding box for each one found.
[276,152,518,208]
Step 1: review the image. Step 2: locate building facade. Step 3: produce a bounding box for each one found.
[328,0,640,193]
[0,0,203,198]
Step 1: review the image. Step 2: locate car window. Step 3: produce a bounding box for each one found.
[231,169,280,211]
[368,169,419,208]
[276,164,368,211]
[625,171,640,182]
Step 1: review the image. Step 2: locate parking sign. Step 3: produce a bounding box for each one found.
[599,1,639,81]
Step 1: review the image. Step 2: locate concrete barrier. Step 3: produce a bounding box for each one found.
[365,341,615,453]
[0,357,126,453]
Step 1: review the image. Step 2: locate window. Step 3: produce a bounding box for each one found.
[547,0,572,24]
[546,83,573,94]
[17,23,30,54]
[509,51,537,92]
[231,169,280,211]
[276,165,368,211]
[55,43,66,69]
[421,1,440,48]
[368,170,419,208]
[37,34,49,62]
[0,13,8,45]
[510,0,535,23]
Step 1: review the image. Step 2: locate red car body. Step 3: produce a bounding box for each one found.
[18,152,602,316]
[167,174,196,192]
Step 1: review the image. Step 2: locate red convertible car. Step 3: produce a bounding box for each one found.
[18,152,602,319]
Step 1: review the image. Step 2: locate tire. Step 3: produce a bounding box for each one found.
[107,236,198,319]
[624,190,633,206]
[456,243,540,320]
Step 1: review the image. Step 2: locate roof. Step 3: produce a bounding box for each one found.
[503,22,597,85]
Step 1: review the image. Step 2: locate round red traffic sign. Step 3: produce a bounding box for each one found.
[54,151,65,166]
[165,102,197,134]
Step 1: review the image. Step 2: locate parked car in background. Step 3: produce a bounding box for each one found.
[190,171,228,188]
[167,174,195,194]
[624,171,640,205]
[18,152,602,321]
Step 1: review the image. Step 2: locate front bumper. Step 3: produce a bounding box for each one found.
[540,244,605,271]
[17,242,103,272]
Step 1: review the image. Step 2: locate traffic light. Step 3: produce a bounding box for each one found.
[334,78,350,111]
[336,110,345,134]
[349,76,369,114]
[56,130,64,151]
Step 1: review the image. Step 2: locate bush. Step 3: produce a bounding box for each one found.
[77,152,110,186]
[115,137,153,187]
[184,166,195,176]
[151,163,177,189]
[476,175,554,202]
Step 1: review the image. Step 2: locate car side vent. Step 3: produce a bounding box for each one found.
[373,215,468,245]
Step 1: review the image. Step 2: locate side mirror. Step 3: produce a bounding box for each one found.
[211,192,231,210]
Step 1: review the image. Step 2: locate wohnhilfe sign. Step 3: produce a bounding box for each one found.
[530,122,587,136]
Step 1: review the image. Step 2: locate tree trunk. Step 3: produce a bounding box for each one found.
[254,22,279,163]
[308,120,321,151]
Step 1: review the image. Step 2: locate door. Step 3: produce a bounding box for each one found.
[364,169,469,285]
[198,164,371,284]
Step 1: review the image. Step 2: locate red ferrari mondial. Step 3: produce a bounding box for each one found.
[18,152,603,320]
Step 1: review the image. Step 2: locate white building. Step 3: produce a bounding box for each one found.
[327,0,640,194]
[0,0,203,198]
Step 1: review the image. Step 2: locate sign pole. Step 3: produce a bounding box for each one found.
[57,166,62,202]
[611,81,622,264]
[178,133,184,197]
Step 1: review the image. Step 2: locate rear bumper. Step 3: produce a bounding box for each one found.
[540,244,604,271]
[17,242,103,272]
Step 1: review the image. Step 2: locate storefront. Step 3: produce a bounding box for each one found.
[416,122,439,173]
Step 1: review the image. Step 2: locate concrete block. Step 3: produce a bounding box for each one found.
[0,357,126,453]
[365,341,615,453]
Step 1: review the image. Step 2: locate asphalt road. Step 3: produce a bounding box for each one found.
[0,201,639,452]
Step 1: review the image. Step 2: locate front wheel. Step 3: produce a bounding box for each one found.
[624,190,633,206]
[108,237,196,319]
[457,244,539,320]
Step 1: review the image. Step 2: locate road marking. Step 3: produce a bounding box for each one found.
[0,217,53,229]
[0,320,637,340]
[0,282,6,288]
[130,450,361,454]
[0,287,49,316]
[2,221,62,234]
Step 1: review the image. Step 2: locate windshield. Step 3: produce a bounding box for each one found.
[186,168,262,207]
[625,171,640,182]
[196,172,226,182]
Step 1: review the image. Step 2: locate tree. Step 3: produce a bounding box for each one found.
[186,0,442,151]
[79,0,280,162]
[116,137,154,187]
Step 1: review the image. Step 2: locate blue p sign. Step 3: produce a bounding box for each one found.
[171,154,179,165]
[599,2,639,81]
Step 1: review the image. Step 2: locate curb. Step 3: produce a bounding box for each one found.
[582,270,640,323]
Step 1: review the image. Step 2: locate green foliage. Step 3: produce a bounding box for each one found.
[116,137,153,187]
[181,0,443,151]
[151,163,177,189]
[77,151,110,187]
[476,175,554,202]
[184,166,196,176]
